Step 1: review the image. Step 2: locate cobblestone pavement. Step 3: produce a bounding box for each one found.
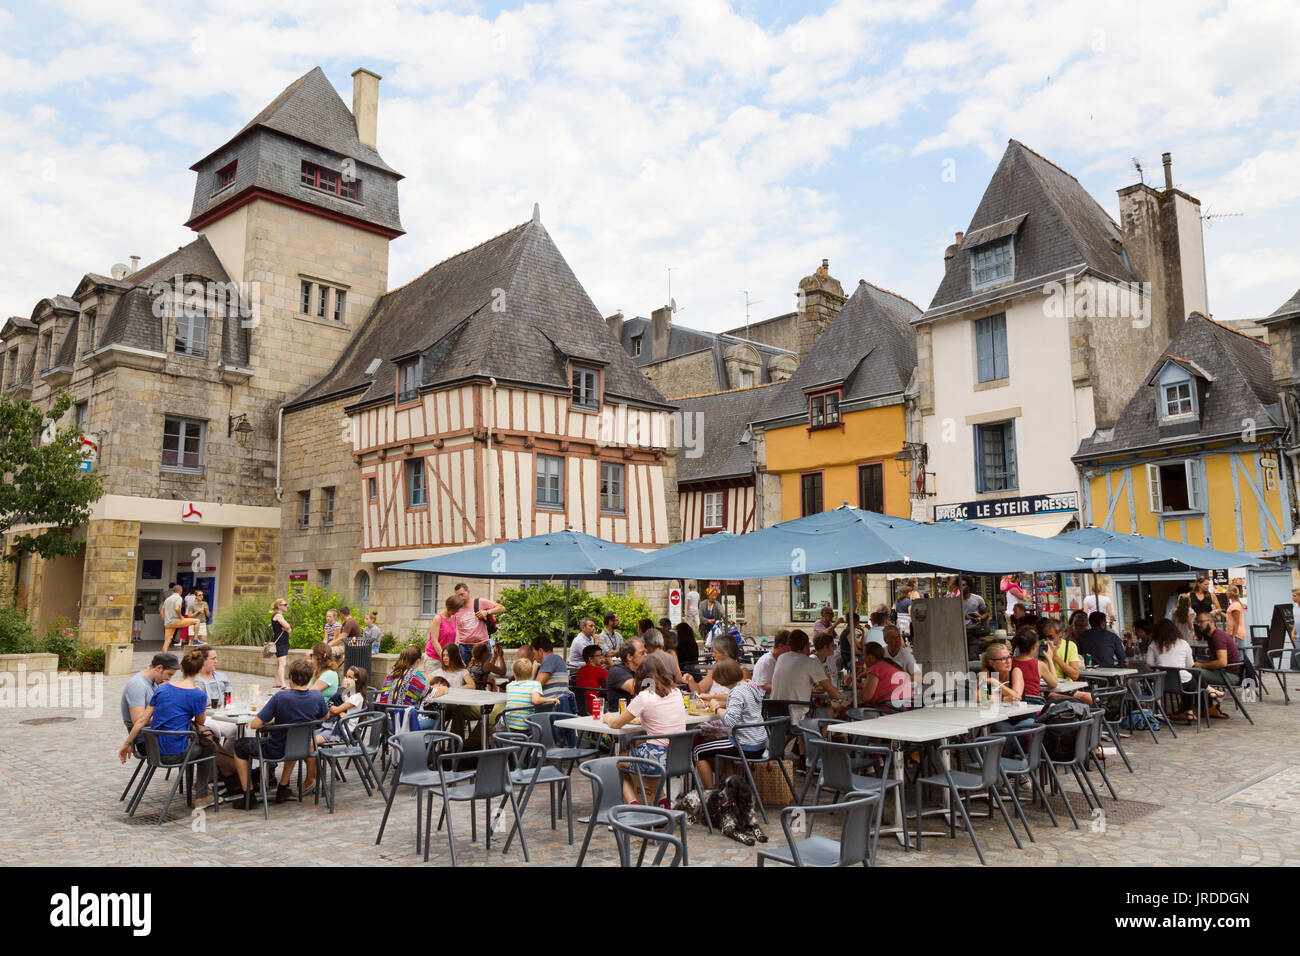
[1,652,1296,867]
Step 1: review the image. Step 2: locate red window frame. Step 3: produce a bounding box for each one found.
[216,160,237,190]
[301,161,362,200]
[808,389,842,430]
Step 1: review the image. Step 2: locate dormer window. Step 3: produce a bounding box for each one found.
[572,365,600,411]
[215,160,237,192]
[1163,381,1193,417]
[809,389,841,429]
[302,161,361,200]
[397,358,420,404]
[970,237,1014,291]
[83,308,97,355]
[632,336,642,357]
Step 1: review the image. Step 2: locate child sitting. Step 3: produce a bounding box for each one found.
[574,644,608,714]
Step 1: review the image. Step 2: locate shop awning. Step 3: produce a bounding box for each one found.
[380,530,648,579]
[975,512,1076,539]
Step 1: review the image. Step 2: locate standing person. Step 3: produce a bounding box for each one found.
[1189,576,1215,617]
[191,590,210,643]
[426,594,464,672]
[270,598,292,690]
[1224,585,1248,654]
[1172,595,1196,644]
[1000,573,1030,621]
[1083,581,1114,624]
[452,582,505,666]
[750,630,790,695]
[323,609,342,655]
[1193,612,1240,719]
[597,611,624,656]
[182,588,199,646]
[162,584,199,655]
[362,611,382,653]
[960,578,990,659]
[338,606,362,647]
[685,581,700,630]
[894,583,914,636]
[699,587,724,643]
[1165,583,1193,621]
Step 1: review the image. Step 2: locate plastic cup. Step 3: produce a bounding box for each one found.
[618,699,627,714]
[590,696,602,719]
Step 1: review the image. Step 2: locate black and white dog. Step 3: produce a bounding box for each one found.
[675,775,768,846]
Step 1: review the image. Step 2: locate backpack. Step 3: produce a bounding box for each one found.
[474,599,498,636]
[1124,708,1160,731]
[1037,697,1091,762]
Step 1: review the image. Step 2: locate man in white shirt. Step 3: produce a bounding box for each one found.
[771,630,838,723]
[597,611,624,655]
[161,584,198,654]
[751,631,790,696]
[1083,588,1114,623]
[685,583,700,629]
[567,617,598,674]
[882,625,921,684]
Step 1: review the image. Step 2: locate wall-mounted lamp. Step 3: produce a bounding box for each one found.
[228,413,254,446]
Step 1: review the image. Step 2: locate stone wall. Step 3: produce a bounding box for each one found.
[80,519,140,647]
[230,526,278,599]
[640,351,718,400]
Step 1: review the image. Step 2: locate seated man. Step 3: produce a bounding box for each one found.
[882,625,922,688]
[1193,612,1242,719]
[771,629,838,723]
[121,653,178,735]
[1076,611,1128,667]
[750,630,789,696]
[567,617,598,677]
[231,658,329,805]
[193,645,238,748]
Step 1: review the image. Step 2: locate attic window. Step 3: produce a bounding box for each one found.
[572,365,600,411]
[397,359,420,404]
[970,237,1014,291]
[809,389,841,429]
[301,160,361,200]
[1163,381,1193,417]
[215,161,237,192]
[632,336,642,357]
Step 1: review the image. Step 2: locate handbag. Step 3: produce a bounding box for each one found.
[261,640,278,658]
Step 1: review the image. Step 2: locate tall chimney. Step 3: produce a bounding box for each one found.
[351,68,381,149]
[129,255,140,273]
[650,306,673,361]
[1162,152,1173,191]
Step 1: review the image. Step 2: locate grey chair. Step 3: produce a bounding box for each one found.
[315,711,388,811]
[1258,649,1292,704]
[239,719,325,820]
[1088,685,1134,772]
[126,729,218,825]
[1039,716,1099,829]
[524,711,597,771]
[492,731,574,848]
[984,722,1056,832]
[374,730,467,859]
[1123,672,1175,743]
[1152,665,1209,732]
[1084,708,1120,804]
[576,756,685,866]
[1214,660,1255,725]
[434,746,528,866]
[649,730,713,834]
[914,736,1020,865]
[756,792,881,867]
[797,738,903,860]
[724,717,795,824]
[609,804,688,867]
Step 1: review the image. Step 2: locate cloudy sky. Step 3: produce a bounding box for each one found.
[3,0,1299,332]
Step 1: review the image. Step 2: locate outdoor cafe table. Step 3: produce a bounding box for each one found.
[423,688,508,749]
[209,705,259,738]
[1080,667,1139,684]
[1053,680,1088,693]
[555,712,714,755]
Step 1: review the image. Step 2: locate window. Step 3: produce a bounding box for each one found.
[975,313,1008,383]
[316,284,327,319]
[298,491,311,529]
[739,369,754,388]
[83,309,97,354]
[300,281,312,315]
[608,580,629,597]
[333,289,346,323]
[301,160,361,200]
[355,571,371,610]
[600,461,625,513]
[1163,381,1193,417]
[632,336,642,357]
[175,305,208,357]
[398,359,420,404]
[41,333,52,370]
[801,472,824,517]
[161,417,205,473]
[858,463,884,513]
[703,491,725,530]
[536,454,564,507]
[791,572,842,623]
[319,569,331,592]
[1147,461,1203,513]
[970,237,1014,290]
[974,421,1017,493]
[572,365,599,410]
[216,160,237,191]
[407,458,427,507]
[809,391,841,429]
[322,486,336,527]
[367,477,377,501]
[74,401,88,429]
[420,573,437,616]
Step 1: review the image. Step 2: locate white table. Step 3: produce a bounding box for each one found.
[555,713,713,753]
[1053,680,1088,693]
[1080,667,1138,684]
[424,689,508,749]
[209,706,259,739]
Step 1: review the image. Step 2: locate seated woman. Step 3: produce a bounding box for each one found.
[601,654,686,804]
[675,622,701,676]
[1146,618,1213,721]
[683,632,746,700]
[467,641,506,690]
[308,642,340,703]
[692,659,766,789]
[376,646,427,706]
[318,666,368,744]
[423,643,481,740]
[856,643,913,710]
[1010,627,1053,701]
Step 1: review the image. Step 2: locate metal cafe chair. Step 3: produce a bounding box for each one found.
[914,736,1020,865]
[757,791,882,868]
[126,728,219,826]
[609,804,689,867]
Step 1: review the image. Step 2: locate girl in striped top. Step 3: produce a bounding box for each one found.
[693,659,768,789]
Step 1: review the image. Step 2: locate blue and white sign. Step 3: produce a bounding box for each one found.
[934,490,1079,523]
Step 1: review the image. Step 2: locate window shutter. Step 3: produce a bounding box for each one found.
[976,321,993,382]
[1185,460,1203,511]
[1004,421,1018,490]
[992,317,1008,379]
[973,426,985,493]
[1146,464,1162,512]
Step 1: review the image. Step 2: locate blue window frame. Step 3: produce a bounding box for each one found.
[970,237,1014,290]
[974,421,1017,493]
[975,313,1008,383]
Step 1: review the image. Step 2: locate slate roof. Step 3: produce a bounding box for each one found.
[673,384,778,483]
[287,216,672,413]
[618,316,795,390]
[1074,313,1283,459]
[755,280,920,425]
[1264,288,1300,322]
[923,140,1137,320]
[194,67,398,176]
[88,235,250,367]
[52,314,78,366]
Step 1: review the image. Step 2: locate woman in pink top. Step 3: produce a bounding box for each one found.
[1225,585,1248,654]
[857,644,913,708]
[602,654,686,804]
[423,594,464,672]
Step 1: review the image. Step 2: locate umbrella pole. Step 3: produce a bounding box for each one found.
[1136,572,1145,622]
[564,577,571,643]
[849,567,858,709]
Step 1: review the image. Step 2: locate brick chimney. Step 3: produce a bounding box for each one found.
[1117,151,1209,344]
[650,305,673,361]
[605,311,624,341]
[351,68,381,148]
[795,258,845,360]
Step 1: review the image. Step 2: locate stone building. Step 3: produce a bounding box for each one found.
[1,65,403,645]
[278,209,677,639]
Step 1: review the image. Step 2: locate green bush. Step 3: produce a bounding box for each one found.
[41,619,80,670]
[74,648,105,673]
[0,604,37,654]
[285,585,355,650]
[210,594,274,647]
[602,591,655,634]
[379,633,399,654]
[491,584,654,647]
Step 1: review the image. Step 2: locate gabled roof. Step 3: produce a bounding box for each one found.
[673,384,778,483]
[287,215,671,413]
[192,66,398,176]
[127,234,230,290]
[756,280,919,425]
[618,316,795,391]
[1148,355,1213,385]
[1075,313,1283,459]
[1263,287,1300,323]
[923,140,1137,320]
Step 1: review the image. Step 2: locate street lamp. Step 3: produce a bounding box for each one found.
[228,413,254,446]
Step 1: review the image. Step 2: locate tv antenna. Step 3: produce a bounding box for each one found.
[1130,157,1143,185]
[1201,205,1243,227]
[743,291,762,338]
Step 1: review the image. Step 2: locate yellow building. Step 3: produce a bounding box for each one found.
[1074,313,1293,627]
[752,280,921,621]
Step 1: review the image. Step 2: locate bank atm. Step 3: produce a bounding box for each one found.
[908,595,972,704]
[135,589,163,644]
